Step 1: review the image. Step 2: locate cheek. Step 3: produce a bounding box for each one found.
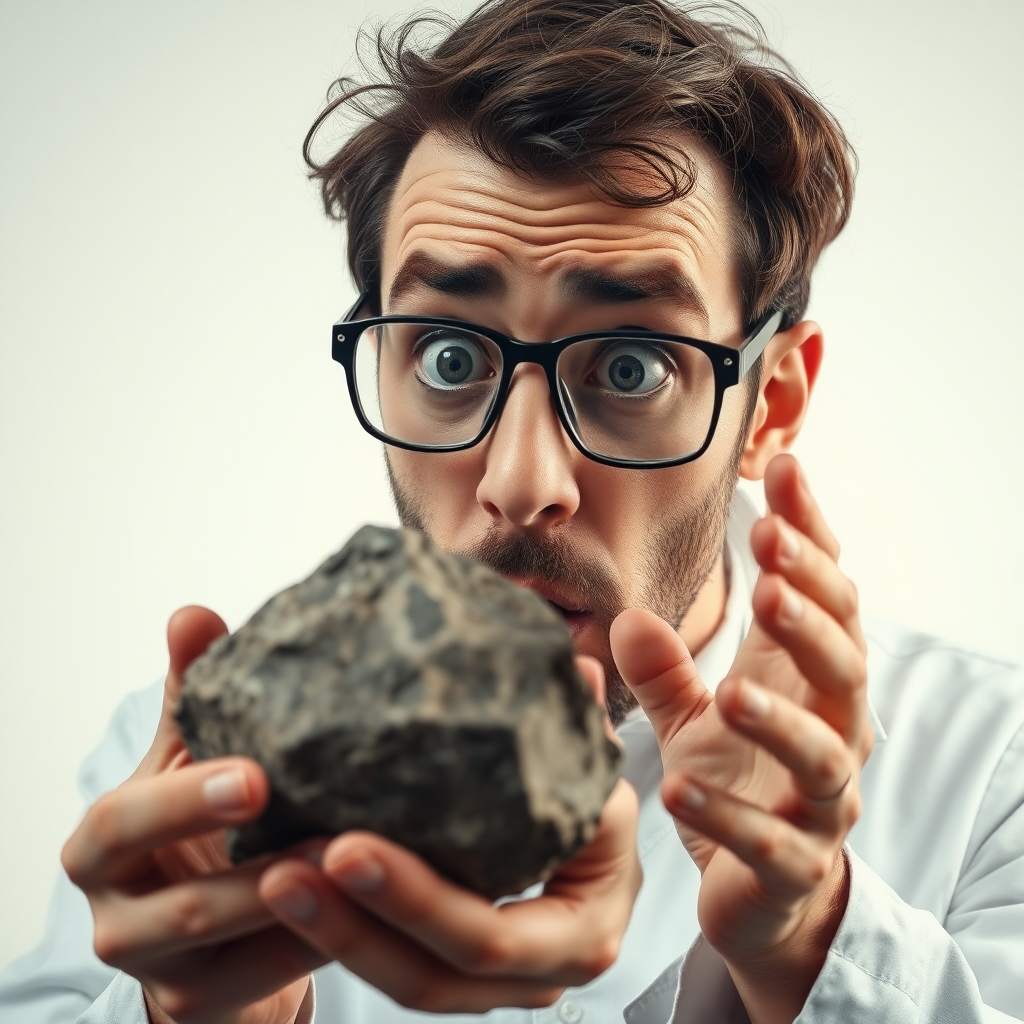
[388,448,486,530]
[706,383,752,459]
[600,449,735,557]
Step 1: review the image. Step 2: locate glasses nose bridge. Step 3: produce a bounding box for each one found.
[493,336,582,448]
[501,333,562,373]
[498,336,564,404]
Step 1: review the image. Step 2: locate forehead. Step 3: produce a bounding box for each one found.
[379,132,742,338]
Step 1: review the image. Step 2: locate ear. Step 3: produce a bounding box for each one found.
[739,320,823,481]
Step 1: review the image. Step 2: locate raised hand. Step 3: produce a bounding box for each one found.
[611,454,873,1023]
[256,654,642,1013]
[62,607,323,1024]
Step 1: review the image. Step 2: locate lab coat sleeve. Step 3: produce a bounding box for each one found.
[0,683,161,1024]
[796,845,1022,1024]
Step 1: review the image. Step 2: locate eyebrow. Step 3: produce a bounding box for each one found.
[388,253,505,308]
[560,265,708,328]
[387,252,709,328]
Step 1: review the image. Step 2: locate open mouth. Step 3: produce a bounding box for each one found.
[506,576,593,638]
[547,602,590,637]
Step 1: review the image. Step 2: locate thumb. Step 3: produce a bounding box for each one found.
[147,605,228,767]
[610,609,712,745]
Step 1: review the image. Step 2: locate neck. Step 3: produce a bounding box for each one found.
[678,549,727,657]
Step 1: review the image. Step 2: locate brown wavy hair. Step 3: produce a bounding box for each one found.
[304,0,855,330]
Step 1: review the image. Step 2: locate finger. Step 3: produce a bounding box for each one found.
[763,454,840,562]
[313,779,638,985]
[576,655,606,706]
[662,773,836,900]
[141,607,229,772]
[751,573,867,708]
[167,606,229,691]
[63,758,269,887]
[576,655,619,746]
[260,861,563,1012]
[92,847,326,970]
[143,924,326,1024]
[715,678,861,823]
[610,609,711,745]
[749,513,863,644]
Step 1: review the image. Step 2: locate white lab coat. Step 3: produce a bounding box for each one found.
[2,492,1022,1023]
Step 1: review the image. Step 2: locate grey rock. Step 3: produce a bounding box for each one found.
[175,525,621,898]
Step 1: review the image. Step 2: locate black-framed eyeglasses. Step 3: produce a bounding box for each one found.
[332,291,782,470]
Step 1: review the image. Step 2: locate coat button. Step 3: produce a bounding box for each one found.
[558,1000,584,1023]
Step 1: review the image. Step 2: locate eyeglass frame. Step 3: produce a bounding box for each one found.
[332,290,783,470]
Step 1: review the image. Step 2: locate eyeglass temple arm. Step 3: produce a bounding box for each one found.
[337,290,372,326]
[738,310,784,380]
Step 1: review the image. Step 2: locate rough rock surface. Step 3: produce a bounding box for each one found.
[175,525,621,897]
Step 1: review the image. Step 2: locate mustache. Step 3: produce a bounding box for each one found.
[459,528,623,617]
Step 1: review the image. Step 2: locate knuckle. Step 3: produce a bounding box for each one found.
[92,924,128,967]
[814,750,850,793]
[461,933,513,975]
[583,934,621,978]
[808,852,833,887]
[847,655,868,691]
[60,835,86,886]
[753,824,784,864]
[843,789,864,829]
[86,793,125,854]
[169,889,214,941]
[836,579,859,621]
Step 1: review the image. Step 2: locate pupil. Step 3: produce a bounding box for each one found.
[437,346,472,384]
[609,354,644,391]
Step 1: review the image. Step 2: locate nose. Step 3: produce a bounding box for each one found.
[476,365,581,529]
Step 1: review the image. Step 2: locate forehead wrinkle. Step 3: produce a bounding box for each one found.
[397,173,716,242]
[393,196,666,253]
[393,220,716,311]
[392,132,733,253]
[398,159,615,219]
[384,140,740,334]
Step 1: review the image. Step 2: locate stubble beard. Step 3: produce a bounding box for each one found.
[386,447,742,726]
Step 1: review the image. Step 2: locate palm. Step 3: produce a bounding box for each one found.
[661,619,808,870]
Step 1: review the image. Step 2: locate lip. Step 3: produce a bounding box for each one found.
[507,576,593,638]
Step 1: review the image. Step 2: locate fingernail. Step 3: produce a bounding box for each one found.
[673,779,706,812]
[779,588,804,625]
[202,768,249,812]
[266,882,318,923]
[738,683,772,720]
[778,523,801,562]
[330,853,386,893]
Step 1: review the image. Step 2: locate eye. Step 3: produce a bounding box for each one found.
[592,342,672,395]
[416,332,494,389]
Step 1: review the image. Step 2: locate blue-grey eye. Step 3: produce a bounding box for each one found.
[418,335,493,388]
[595,343,671,394]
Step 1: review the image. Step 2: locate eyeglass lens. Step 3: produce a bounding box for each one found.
[352,322,716,462]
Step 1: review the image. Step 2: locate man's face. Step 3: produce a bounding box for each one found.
[378,133,755,721]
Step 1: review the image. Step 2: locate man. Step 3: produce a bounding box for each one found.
[1,0,1022,1022]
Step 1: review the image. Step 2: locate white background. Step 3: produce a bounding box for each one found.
[1,0,1021,970]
